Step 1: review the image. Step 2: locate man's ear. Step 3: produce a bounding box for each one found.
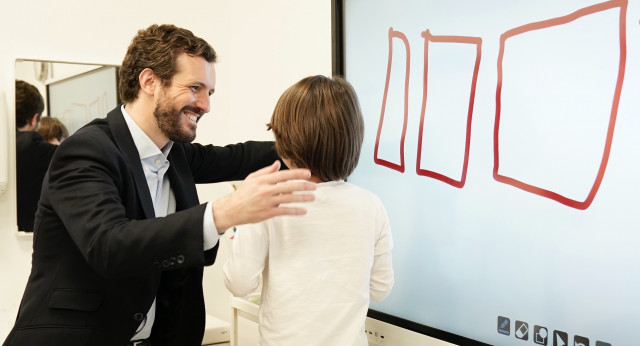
[28,113,40,129]
[138,68,157,97]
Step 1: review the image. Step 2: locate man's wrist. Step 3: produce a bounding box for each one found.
[212,197,232,233]
[203,201,221,250]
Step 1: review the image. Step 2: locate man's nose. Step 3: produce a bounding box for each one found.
[195,92,211,114]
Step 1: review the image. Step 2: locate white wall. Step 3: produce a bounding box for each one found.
[0,0,331,339]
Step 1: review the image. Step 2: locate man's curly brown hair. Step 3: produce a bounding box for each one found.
[119,24,217,103]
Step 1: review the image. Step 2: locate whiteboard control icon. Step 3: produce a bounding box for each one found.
[554,330,568,346]
[574,335,590,346]
[515,320,529,340]
[497,316,510,335]
[534,325,549,345]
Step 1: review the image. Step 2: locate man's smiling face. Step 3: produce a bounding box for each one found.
[154,52,216,143]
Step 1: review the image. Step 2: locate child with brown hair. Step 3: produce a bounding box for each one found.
[37,116,69,145]
[224,75,394,346]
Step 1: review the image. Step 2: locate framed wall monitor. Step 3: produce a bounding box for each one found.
[335,0,639,345]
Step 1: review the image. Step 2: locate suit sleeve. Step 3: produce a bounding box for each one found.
[181,141,282,183]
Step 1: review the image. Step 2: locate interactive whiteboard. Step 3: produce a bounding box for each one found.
[342,0,640,344]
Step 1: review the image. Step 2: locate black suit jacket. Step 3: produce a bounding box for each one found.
[15,130,57,232]
[4,107,279,346]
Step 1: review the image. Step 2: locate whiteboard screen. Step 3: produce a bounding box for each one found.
[46,66,119,135]
[343,0,639,345]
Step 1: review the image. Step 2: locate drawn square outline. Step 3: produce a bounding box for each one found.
[416,30,482,188]
[493,0,627,210]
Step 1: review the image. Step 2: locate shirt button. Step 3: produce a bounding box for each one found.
[155,159,163,165]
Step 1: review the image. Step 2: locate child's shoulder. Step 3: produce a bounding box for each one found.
[337,181,385,205]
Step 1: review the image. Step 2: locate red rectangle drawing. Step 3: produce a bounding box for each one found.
[494,0,626,209]
[374,27,410,173]
[416,30,482,188]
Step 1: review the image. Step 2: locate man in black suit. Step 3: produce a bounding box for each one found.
[15,80,57,232]
[3,24,315,346]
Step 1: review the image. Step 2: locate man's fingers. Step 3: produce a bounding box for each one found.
[245,161,281,179]
[272,191,316,206]
[260,168,312,185]
[266,206,308,218]
[272,180,316,195]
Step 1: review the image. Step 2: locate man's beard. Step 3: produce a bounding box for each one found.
[154,96,201,143]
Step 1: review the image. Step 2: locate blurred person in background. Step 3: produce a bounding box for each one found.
[37,116,69,145]
[15,79,57,232]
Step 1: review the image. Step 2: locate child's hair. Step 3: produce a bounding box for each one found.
[267,75,364,182]
[38,116,69,143]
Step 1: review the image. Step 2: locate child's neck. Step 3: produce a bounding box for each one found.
[308,175,325,184]
[283,159,326,183]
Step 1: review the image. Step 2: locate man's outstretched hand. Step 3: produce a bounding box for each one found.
[212,161,316,233]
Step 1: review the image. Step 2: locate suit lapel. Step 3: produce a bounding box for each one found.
[106,106,156,219]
